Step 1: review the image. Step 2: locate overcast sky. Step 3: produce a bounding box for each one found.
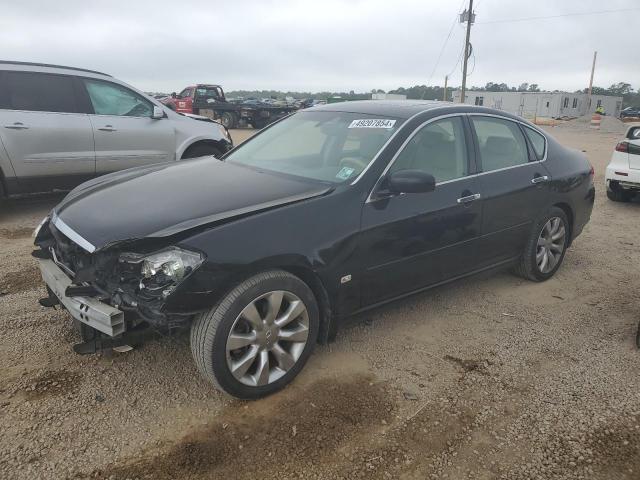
[2,0,638,93]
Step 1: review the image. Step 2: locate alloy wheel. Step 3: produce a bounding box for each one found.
[536,217,566,274]
[226,290,309,387]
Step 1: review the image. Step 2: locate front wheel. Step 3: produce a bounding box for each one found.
[514,207,570,282]
[190,270,319,399]
[181,143,223,159]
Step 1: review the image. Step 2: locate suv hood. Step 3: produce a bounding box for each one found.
[52,158,331,252]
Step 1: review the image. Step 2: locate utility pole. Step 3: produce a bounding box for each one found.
[460,0,474,103]
[587,51,597,111]
[443,75,448,101]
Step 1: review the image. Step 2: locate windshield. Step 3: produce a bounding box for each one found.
[225,111,403,183]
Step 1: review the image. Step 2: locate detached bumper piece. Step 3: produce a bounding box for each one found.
[38,258,125,337]
[72,328,154,355]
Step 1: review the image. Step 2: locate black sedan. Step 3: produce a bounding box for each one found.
[34,101,595,398]
[620,106,640,119]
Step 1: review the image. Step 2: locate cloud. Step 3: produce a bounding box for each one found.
[1,0,638,93]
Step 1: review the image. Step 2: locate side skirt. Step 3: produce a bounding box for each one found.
[347,256,520,319]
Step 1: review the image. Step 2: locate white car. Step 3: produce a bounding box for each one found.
[0,61,233,198]
[605,124,640,202]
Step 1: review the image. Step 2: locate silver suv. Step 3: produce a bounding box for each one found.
[0,61,233,197]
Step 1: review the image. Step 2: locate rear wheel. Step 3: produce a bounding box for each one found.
[515,207,570,282]
[252,117,270,129]
[190,270,319,399]
[181,143,223,159]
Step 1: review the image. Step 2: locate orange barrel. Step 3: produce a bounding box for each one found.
[590,114,601,129]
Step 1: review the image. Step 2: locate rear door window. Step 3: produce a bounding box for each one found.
[0,71,80,113]
[83,79,153,117]
[471,116,529,172]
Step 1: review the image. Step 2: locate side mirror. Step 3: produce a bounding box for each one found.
[151,106,165,120]
[385,169,436,194]
[627,126,640,139]
[171,92,177,98]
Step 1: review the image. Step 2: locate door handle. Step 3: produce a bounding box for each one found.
[4,122,29,130]
[531,175,550,184]
[98,125,116,132]
[457,193,481,204]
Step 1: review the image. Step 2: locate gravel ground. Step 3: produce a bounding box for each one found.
[0,125,639,479]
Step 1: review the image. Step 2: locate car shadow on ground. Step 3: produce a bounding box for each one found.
[0,193,65,224]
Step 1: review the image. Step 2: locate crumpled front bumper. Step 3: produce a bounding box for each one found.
[38,258,124,337]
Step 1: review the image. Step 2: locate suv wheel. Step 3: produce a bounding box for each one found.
[182,143,223,159]
[190,270,319,399]
[515,207,570,282]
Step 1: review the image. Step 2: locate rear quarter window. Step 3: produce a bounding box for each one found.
[523,127,546,160]
[0,71,81,113]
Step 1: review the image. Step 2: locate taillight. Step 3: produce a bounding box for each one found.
[615,141,629,153]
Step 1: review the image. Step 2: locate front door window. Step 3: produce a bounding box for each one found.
[84,80,153,117]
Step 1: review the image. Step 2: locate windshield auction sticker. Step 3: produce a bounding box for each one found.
[348,119,396,129]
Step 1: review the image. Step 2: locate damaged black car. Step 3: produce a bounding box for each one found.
[34,101,594,398]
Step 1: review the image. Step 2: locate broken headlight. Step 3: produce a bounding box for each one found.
[120,247,204,296]
[33,215,50,240]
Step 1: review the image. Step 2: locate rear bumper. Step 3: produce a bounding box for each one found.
[605,165,640,191]
[38,258,124,337]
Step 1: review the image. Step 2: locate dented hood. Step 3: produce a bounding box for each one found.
[53,158,331,252]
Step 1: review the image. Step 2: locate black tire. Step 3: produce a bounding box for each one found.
[636,322,640,349]
[514,206,570,282]
[181,143,223,159]
[252,118,269,129]
[220,112,237,129]
[606,189,632,202]
[190,270,319,399]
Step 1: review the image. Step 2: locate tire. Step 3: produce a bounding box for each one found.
[252,118,269,129]
[606,189,632,202]
[636,322,640,349]
[190,270,319,399]
[181,143,223,159]
[514,207,570,282]
[220,112,237,129]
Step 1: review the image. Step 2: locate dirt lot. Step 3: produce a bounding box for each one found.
[1,126,639,480]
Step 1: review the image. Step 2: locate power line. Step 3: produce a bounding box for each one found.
[476,7,640,25]
[446,42,466,79]
[425,0,467,86]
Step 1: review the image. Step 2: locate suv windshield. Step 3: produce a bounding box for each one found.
[225,111,402,183]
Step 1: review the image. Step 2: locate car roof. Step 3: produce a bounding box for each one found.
[306,100,442,118]
[306,99,530,123]
[0,60,111,77]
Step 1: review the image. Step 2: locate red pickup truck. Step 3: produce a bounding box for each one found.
[162,84,297,129]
